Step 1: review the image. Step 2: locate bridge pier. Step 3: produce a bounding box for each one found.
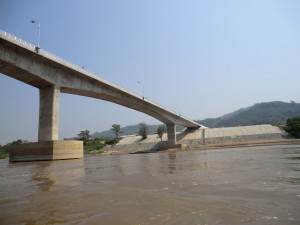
[167,123,177,145]
[9,85,83,162]
[160,123,186,150]
[38,86,60,141]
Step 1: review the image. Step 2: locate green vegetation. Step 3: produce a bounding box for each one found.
[196,101,300,128]
[139,122,149,139]
[111,124,121,138]
[284,116,300,138]
[83,137,117,154]
[76,129,119,154]
[77,129,91,145]
[0,139,23,159]
[156,125,166,141]
[0,145,9,159]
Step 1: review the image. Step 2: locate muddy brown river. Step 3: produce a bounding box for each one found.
[0,145,300,225]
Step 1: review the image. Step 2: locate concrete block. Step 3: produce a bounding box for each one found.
[9,140,83,162]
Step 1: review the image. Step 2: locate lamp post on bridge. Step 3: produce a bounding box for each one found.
[31,19,41,50]
[175,104,181,116]
[137,81,144,100]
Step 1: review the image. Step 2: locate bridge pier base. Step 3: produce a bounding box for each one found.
[9,140,83,162]
[167,123,177,145]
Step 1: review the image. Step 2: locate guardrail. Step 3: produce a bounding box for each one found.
[0,29,194,122]
[0,29,138,95]
[0,29,100,83]
[0,29,35,48]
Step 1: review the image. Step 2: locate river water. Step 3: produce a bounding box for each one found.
[0,145,300,225]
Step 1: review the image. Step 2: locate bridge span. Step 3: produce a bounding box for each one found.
[0,29,203,161]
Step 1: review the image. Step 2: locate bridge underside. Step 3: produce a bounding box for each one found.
[1,31,203,161]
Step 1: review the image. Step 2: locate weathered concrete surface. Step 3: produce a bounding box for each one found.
[9,140,83,162]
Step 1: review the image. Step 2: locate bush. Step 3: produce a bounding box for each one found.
[0,139,23,159]
[0,146,9,159]
[104,138,118,145]
[84,139,105,154]
[284,116,300,138]
[83,138,119,155]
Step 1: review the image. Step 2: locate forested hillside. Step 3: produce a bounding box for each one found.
[197,101,300,128]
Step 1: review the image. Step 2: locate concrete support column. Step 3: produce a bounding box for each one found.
[202,129,206,145]
[38,86,60,141]
[167,123,177,145]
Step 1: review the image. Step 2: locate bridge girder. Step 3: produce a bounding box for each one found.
[1,31,203,146]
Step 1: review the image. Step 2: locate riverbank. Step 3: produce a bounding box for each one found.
[100,124,293,155]
[1,125,296,159]
[1,138,299,160]
[163,138,300,152]
[100,138,300,155]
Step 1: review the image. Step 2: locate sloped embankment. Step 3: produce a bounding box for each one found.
[102,124,289,155]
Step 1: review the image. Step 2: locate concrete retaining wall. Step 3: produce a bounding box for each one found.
[102,141,166,154]
[102,124,286,153]
[204,124,283,138]
[205,133,283,145]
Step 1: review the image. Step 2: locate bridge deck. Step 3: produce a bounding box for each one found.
[0,29,203,129]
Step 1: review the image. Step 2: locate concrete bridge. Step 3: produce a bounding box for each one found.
[0,29,203,161]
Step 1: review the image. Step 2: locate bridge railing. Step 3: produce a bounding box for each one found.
[0,29,137,95]
[0,29,36,49]
[0,29,188,120]
[0,29,94,80]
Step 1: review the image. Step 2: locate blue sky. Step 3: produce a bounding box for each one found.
[0,0,299,144]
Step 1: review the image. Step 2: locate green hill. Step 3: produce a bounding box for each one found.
[197,101,300,128]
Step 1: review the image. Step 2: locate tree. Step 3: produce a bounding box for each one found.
[138,122,149,139]
[111,124,121,138]
[77,130,91,144]
[11,139,22,145]
[284,116,300,138]
[156,125,166,141]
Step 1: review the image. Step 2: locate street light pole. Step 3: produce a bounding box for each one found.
[31,20,41,49]
[175,104,181,116]
[137,81,144,99]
